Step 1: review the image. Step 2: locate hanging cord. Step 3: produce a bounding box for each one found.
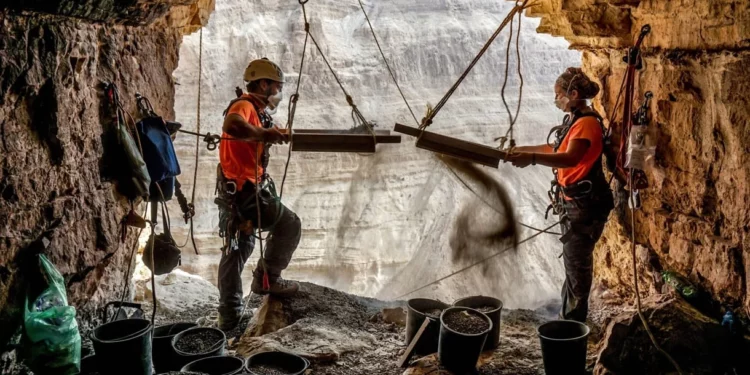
[628,175,684,374]
[279,2,311,199]
[147,220,157,326]
[496,2,525,149]
[395,219,560,299]
[112,204,148,322]
[357,0,419,126]
[419,1,532,132]
[181,27,204,255]
[300,0,378,147]
[353,2,549,235]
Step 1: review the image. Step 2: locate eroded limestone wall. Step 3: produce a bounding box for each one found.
[0,0,212,358]
[533,0,750,312]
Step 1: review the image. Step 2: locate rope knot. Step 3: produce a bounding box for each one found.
[290,93,299,103]
[346,95,354,107]
[304,22,310,32]
[419,117,433,129]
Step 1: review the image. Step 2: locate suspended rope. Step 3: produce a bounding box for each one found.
[357,0,419,126]
[496,2,525,150]
[629,176,684,374]
[177,27,203,254]
[280,5,311,199]
[297,0,378,147]
[418,0,533,132]
[395,219,560,299]
[357,1,552,235]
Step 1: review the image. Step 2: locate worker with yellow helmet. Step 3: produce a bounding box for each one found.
[215,58,301,331]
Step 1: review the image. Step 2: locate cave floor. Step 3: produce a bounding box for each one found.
[135,278,611,375]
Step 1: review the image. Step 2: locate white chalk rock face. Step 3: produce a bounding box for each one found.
[170,0,580,309]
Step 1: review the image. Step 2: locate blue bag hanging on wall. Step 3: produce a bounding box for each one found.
[134,94,181,195]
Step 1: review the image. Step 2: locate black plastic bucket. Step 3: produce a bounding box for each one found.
[438,307,492,373]
[537,320,590,375]
[181,355,245,375]
[453,295,503,350]
[171,327,226,369]
[91,318,153,375]
[406,298,450,356]
[80,354,97,375]
[245,351,310,375]
[153,322,198,373]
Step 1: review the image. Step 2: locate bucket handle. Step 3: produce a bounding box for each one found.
[103,301,144,322]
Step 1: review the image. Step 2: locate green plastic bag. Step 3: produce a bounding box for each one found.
[23,255,81,375]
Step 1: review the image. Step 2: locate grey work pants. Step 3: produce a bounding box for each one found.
[558,197,611,323]
[217,182,301,316]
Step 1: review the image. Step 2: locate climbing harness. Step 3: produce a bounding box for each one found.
[544,109,611,220]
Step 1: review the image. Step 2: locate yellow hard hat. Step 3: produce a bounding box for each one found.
[243,58,285,83]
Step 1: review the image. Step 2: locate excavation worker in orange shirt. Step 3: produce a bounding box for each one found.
[215,58,301,331]
[506,67,614,322]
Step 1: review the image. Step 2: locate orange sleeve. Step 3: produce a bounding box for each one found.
[226,100,260,126]
[565,117,601,148]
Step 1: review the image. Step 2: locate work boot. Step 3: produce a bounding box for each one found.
[250,270,299,296]
[218,310,240,331]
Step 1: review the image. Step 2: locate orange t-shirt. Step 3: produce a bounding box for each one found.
[555,117,603,187]
[220,95,265,185]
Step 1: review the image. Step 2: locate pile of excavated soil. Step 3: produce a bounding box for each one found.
[443,309,490,334]
[174,329,225,354]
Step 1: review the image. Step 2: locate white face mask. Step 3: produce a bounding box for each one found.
[555,96,570,111]
[555,75,578,112]
[267,91,282,110]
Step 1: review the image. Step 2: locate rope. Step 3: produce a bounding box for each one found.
[301,1,378,147]
[496,2,525,149]
[180,27,204,255]
[419,1,531,131]
[629,176,684,374]
[357,0,419,126]
[113,205,148,322]
[395,220,560,299]
[279,4,311,199]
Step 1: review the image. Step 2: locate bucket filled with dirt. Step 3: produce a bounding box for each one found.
[438,307,492,373]
[245,351,310,375]
[153,322,198,373]
[406,298,450,355]
[453,295,503,350]
[171,327,226,369]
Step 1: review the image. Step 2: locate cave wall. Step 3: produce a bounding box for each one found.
[531,0,750,313]
[0,0,213,358]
